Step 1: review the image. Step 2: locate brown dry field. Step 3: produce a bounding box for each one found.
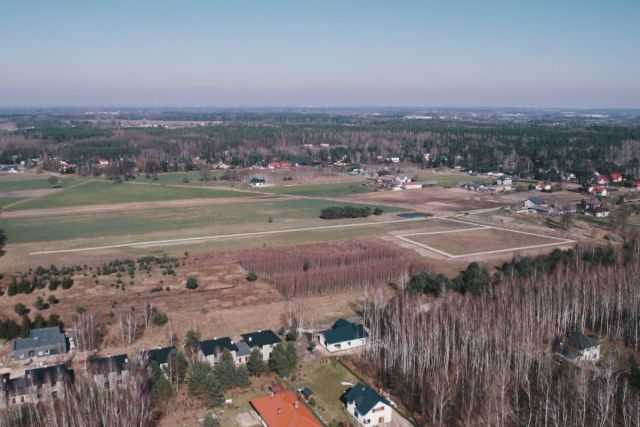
[341,187,587,215]
[405,227,566,256]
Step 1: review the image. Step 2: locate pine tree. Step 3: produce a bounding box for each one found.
[205,375,225,407]
[202,413,220,427]
[247,347,264,376]
[19,315,31,338]
[167,349,188,384]
[213,349,237,390]
[285,342,298,376]
[8,277,17,296]
[184,329,200,362]
[235,365,250,388]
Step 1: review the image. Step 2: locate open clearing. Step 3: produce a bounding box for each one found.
[396,220,575,258]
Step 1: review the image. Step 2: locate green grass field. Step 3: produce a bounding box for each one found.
[0,176,78,192]
[290,359,360,425]
[3,198,404,243]
[257,180,374,197]
[6,179,251,210]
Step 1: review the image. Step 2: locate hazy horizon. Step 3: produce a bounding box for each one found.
[2,0,639,108]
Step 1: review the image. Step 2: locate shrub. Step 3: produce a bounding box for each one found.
[373,207,384,215]
[319,205,371,219]
[186,276,199,290]
[61,277,73,290]
[246,271,258,282]
[14,303,28,316]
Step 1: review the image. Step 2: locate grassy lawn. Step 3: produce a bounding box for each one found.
[0,197,25,208]
[7,179,251,210]
[0,176,78,192]
[290,359,360,425]
[257,181,374,197]
[3,198,405,243]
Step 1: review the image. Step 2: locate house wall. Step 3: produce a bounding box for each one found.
[347,401,392,426]
[319,335,367,353]
[6,382,66,408]
[13,344,64,361]
[577,345,600,362]
[93,370,130,389]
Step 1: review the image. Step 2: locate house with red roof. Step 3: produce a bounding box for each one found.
[610,172,623,183]
[250,391,321,427]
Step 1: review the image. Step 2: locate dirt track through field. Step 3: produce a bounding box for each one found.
[29,216,429,255]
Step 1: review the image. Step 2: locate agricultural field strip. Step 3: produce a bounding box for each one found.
[29,217,429,255]
[395,217,576,258]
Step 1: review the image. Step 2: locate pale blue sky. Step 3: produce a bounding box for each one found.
[1,0,638,107]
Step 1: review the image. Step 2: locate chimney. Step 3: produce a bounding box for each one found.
[248,337,252,342]
[277,408,282,415]
[294,401,300,409]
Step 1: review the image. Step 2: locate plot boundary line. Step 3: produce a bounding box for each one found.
[394,220,576,258]
[29,216,429,255]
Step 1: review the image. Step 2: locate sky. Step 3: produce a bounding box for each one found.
[1,0,639,108]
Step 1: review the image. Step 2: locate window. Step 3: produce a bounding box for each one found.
[378,416,385,423]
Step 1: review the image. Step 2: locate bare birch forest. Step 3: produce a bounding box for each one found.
[362,245,640,426]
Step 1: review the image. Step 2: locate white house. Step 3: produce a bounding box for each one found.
[319,319,368,353]
[342,383,392,426]
[241,330,281,361]
[249,177,266,187]
[199,337,238,365]
[556,332,600,363]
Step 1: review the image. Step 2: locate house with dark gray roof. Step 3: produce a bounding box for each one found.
[13,326,68,361]
[0,364,72,409]
[199,337,238,365]
[342,383,392,426]
[142,346,175,370]
[88,354,130,389]
[241,330,281,361]
[555,332,600,362]
[319,319,368,353]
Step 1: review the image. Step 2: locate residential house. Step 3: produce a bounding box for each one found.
[250,177,267,187]
[497,176,513,186]
[319,319,368,353]
[584,198,609,217]
[13,326,68,361]
[342,383,393,426]
[535,181,552,192]
[588,186,608,197]
[610,172,623,183]
[241,330,281,361]
[635,180,640,190]
[0,364,72,409]
[594,173,609,185]
[142,346,175,370]
[250,390,321,427]
[269,161,291,169]
[88,354,129,389]
[199,337,238,365]
[555,332,600,363]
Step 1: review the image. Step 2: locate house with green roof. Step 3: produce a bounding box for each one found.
[319,318,368,353]
[342,382,392,426]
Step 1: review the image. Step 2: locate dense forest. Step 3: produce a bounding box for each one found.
[1,110,640,180]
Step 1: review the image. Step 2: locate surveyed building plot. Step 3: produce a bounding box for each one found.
[394,218,575,258]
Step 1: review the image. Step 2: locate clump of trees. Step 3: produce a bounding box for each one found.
[269,342,298,377]
[319,205,371,219]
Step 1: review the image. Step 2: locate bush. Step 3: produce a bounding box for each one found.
[153,310,169,326]
[373,207,384,215]
[61,277,73,290]
[246,271,258,282]
[14,303,28,316]
[185,276,199,289]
